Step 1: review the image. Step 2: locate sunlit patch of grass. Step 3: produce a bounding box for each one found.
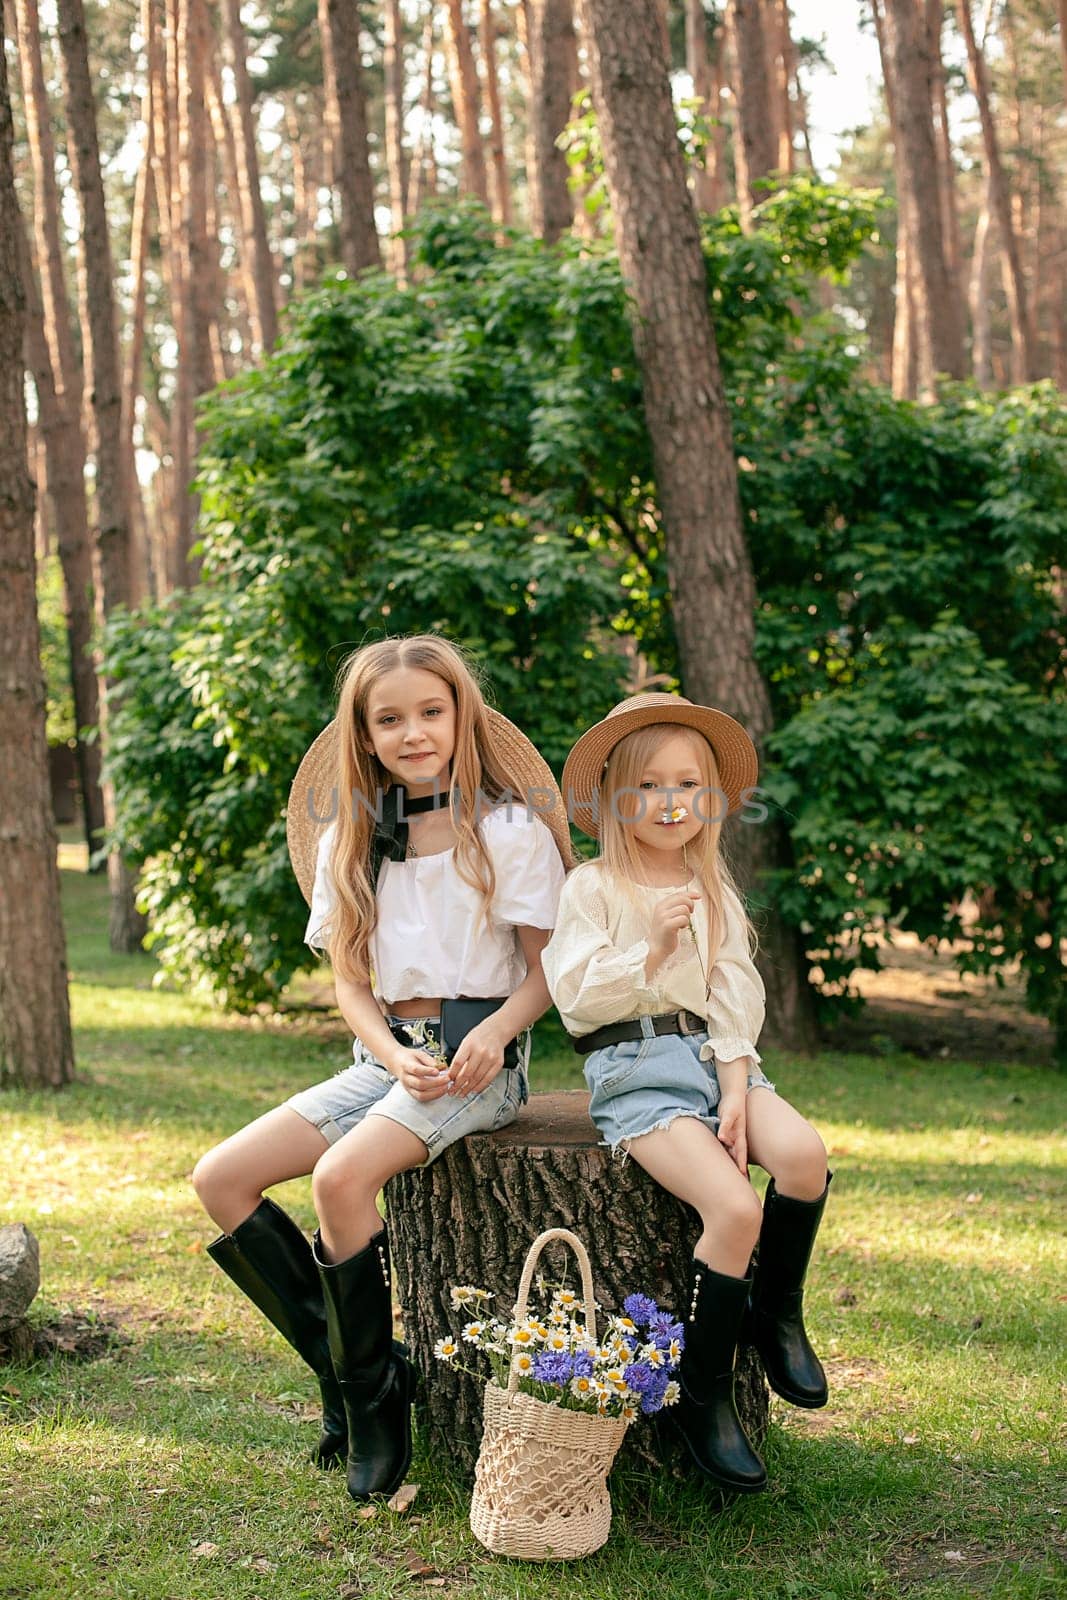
[1,866,1064,1599]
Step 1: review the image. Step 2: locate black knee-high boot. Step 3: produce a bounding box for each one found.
[750,1174,832,1409]
[675,1261,767,1493]
[313,1227,415,1501]
[206,1197,347,1467]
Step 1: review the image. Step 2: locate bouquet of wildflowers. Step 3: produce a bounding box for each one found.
[435,1281,684,1422]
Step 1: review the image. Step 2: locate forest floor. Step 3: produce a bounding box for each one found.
[0,851,1064,1600]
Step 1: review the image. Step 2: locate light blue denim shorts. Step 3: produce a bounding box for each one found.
[583,1015,775,1153]
[286,1018,528,1166]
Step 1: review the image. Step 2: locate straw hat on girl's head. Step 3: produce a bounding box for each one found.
[287,710,575,904]
[562,692,758,840]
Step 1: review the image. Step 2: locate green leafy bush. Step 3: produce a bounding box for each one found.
[104,192,1066,1056]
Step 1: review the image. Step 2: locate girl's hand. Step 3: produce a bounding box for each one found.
[386,1045,452,1102]
[648,890,701,962]
[448,1019,507,1097]
[716,1091,748,1175]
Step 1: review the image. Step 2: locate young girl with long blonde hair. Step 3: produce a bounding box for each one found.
[542,693,829,1493]
[193,635,569,1501]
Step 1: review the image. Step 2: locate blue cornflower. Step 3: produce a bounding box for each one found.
[532,1351,573,1387]
[623,1293,658,1328]
[623,1360,656,1395]
[572,1350,594,1379]
[640,1370,672,1414]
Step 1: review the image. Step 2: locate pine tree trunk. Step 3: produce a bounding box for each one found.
[407,15,439,217]
[924,0,961,296]
[13,0,83,416]
[17,217,106,864]
[526,0,576,242]
[123,0,155,606]
[685,0,717,213]
[387,1095,768,1476]
[54,0,144,952]
[577,0,819,1049]
[222,0,277,352]
[772,0,795,173]
[320,0,382,273]
[970,175,994,388]
[952,0,1035,384]
[881,0,964,394]
[724,0,777,229]
[384,0,409,276]
[443,0,490,203]
[0,26,75,1091]
[479,0,512,226]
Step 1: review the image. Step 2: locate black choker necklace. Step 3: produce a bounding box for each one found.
[371,785,457,878]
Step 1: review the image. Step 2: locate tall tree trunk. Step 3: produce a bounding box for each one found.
[222,0,278,352]
[952,0,1035,383]
[320,0,382,272]
[384,0,410,277]
[969,175,994,387]
[724,0,777,229]
[685,0,717,213]
[54,0,145,952]
[526,0,576,241]
[205,51,256,354]
[0,22,76,1090]
[443,0,490,202]
[123,0,155,606]
[13,0,83,415]
[881,0,964,395]
[771,0,795,173]
[871,0,918,397]
[577,0,818,1049]
[480,0,512,225]
[18,217,106,864]
[924,0,962,296]
[408,14,440,216]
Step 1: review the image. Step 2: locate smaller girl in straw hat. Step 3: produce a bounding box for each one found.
[542,694,830,1495]
[193,635,569,1503]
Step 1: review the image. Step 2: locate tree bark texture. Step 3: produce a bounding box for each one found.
[54,0,144,951]
[578,0,818,1048]
[222,0,278,352]
[526,0,576,242]
[17,217,106,861]
[388,1094,768,1477]
[684,0,718,213]
[952,0,1036,383]
[13,0,83,415]
[479,0,512,226]
[321,0,382,273]
[881,0,964,393]
[924,0,962,294]
[724,0,777,229]
[383,0,410,276]
[444,0,490,203]
[0,27,75,1090]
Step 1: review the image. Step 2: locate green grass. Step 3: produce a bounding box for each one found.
[1,866,1065,1599]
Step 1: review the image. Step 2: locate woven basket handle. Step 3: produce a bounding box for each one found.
[507,1228,598,1397]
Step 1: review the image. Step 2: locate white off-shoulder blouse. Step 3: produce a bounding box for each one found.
[304,805,565,1005]
[541,862,765,1066]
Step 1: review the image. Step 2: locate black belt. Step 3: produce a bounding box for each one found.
[571,1010,707,1056]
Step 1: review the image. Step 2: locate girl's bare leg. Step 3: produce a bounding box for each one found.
[192,1107,330,1235]
[312,1116,428,1263]
[745,1090,828,1200]
[624,1116,762,1276]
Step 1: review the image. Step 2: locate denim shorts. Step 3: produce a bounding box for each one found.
[583,1015,775,1153]
[286,1019,529,1166]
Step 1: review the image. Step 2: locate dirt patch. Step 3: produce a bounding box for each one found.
[885,1534,1062,1594]
[0,1308,129,1365]
[820,931,1054,1066]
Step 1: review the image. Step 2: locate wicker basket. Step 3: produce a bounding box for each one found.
[468,1228,630,1560]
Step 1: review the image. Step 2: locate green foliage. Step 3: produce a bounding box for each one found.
[36,554,75,746]
[105,190,1066,1052]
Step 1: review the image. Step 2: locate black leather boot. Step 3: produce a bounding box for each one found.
[751,1174,832,1409]
[314,1227,414,1501]
[676,1261,766,1493]
[207,1197,347,1467]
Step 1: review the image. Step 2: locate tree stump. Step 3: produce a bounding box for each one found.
[388,1092,768,1478]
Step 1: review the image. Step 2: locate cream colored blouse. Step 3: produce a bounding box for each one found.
[541,862,765,1066]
